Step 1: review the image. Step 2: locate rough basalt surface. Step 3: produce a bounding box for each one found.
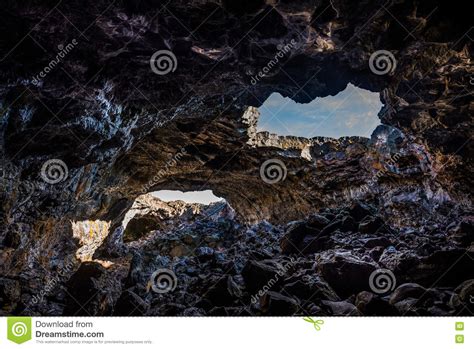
[0,0,473,316]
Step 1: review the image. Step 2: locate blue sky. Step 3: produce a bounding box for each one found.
[257,83,382,138]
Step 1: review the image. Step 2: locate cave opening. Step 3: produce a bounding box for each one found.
[257,83,383,138]
[120,190,229,243]
[152,190,224,205]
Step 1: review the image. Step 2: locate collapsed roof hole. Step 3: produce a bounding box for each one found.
[152,190,224,205]
[257,83,383,138]
[121,190,227,243]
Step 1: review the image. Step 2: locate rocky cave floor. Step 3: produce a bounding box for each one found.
[19,196,470,317]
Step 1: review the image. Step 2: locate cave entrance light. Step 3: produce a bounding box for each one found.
[151,190,224,205]
[257,83,383,139]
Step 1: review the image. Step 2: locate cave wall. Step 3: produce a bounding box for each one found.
[0,0,472,311]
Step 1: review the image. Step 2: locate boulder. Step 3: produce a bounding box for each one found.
[242,260,284,294]
[318,253,377,297]
[322,300,361,316]
[320,219,342,236]
[340,216,357,232]
[358,215,383,234]
[448,219,474,246]
[299,235,332,254]
[349,202,373,222]
[449,279,474,312]
[280,220,322,254]
[283,277,339,302]
[356,291,398,315]
[389,283,427,305]
[261,291,299,315]
[114,290,149,316]
[363,237,391,248]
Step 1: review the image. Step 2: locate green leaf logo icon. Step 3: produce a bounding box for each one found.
[7,317,32,344]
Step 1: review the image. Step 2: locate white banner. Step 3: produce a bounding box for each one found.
[1,317,470,348]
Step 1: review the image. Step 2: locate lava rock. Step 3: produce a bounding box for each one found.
[283,277,339,302]
[363,237,391,248]
[322,300,361,316]
[182,307,206,316]
[318,253,377,298]
[448,219,474,246]
[356,291,398,315]
[204,275,243,307]
[195,247,215,262]
[449,279,474,312]
[389,283,427,305]
[299,235,332,254]
[280,220,322,254]
[114,290,149,316]
[307,214,331,229]
[64,262,107,316]
[369,246,385,262]
[320,219,342,236]
[261,291,299,315]
[403,250,474,287]
[340,216,357,232]
[392,298,420,316]
[241,260,283,294]
[358,216,383,234]
[349,202,373,222]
